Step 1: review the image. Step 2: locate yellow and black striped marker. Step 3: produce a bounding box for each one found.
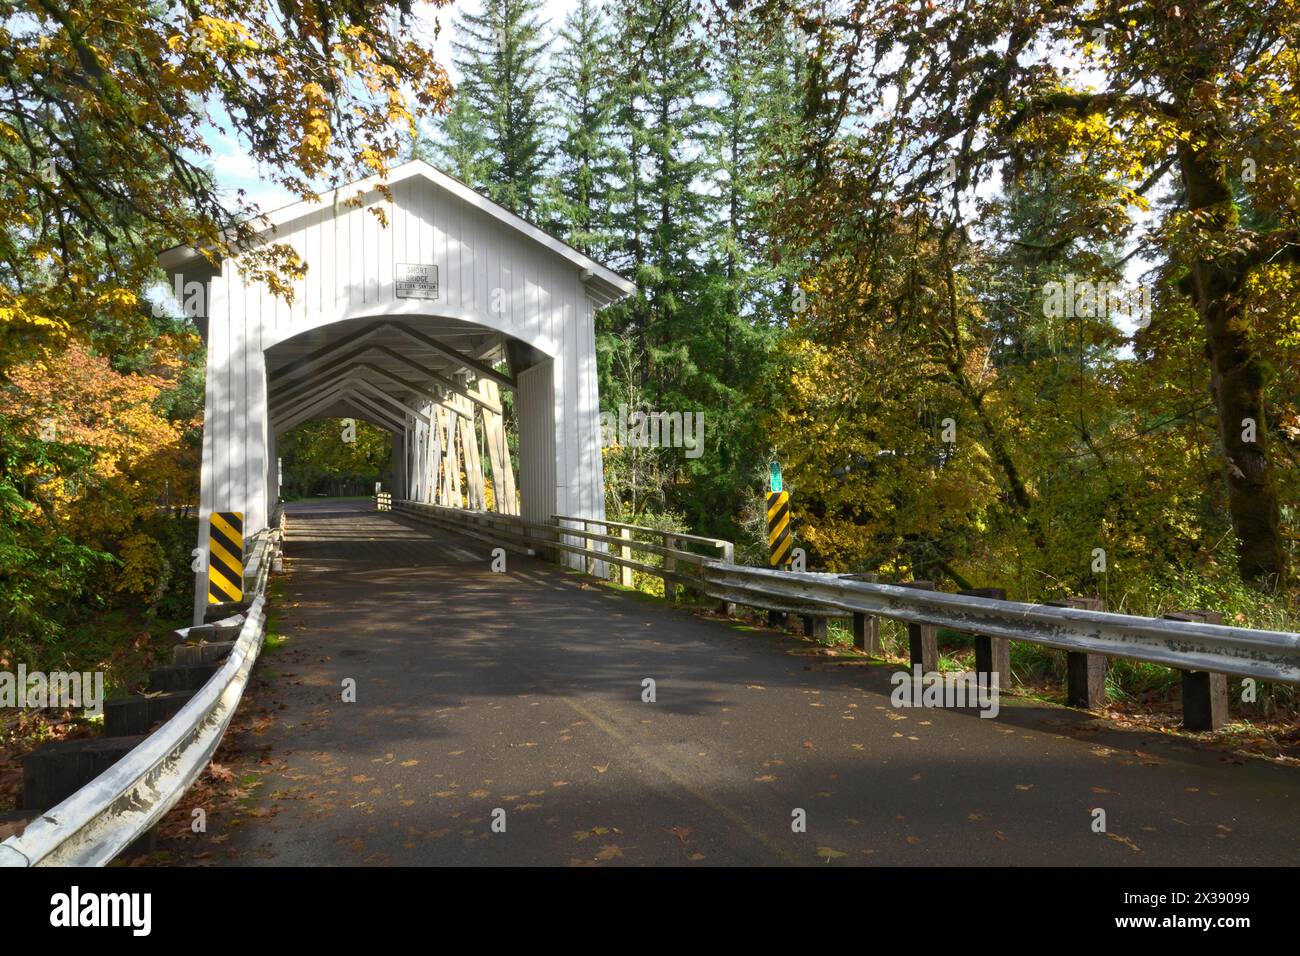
[767,491,793,568]
[207,511,244,604]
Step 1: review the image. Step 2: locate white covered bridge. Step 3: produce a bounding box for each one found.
[160,160,634,622]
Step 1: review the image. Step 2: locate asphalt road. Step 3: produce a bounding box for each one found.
[195,499,1299,866]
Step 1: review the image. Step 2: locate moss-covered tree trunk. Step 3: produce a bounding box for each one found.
[1178,142,1287,588]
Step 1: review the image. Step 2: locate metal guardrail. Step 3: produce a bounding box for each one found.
[390,499,1300,686]
[0,518,283,867]
[700,565,1300,684]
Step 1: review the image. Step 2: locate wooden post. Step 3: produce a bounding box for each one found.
[842,572,880,655]
[803,615,828,640]
[477,379,517,516]
[456,394,485,509]
[662,534,677,602]
[852,612,880,655]
[898,580,938,672]
[619,528,634,587]
[1049,597,1107,710]
[1166,610,1228,730]
[960,587,1008,691]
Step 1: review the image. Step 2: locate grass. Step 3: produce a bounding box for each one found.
[260,577,288,654]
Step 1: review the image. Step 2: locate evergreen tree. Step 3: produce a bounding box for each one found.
[429,94,493,187]
[544,0,616,256]
[449,0,552,217]
[604,0,717,374]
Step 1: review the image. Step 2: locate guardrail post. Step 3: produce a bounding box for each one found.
[680,543,703,604]
[619,528,634,587]
[841,573,881,655]
[802,615,828,640]
[898,580,938,672]
[852,612,880,655]
[1049,597,1108,709]
[662,534,677,602]
[716,542,736,616]
[547,519,562,565]
[1165,610,1228,730]
[960,587,1009,691]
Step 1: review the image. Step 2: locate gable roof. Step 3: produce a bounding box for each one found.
[159,159,635,304]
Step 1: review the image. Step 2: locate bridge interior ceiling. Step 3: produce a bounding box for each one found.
[266,316,513,434]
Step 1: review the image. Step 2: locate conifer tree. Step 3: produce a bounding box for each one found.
[449,0,551,216]
[545,0,616,256]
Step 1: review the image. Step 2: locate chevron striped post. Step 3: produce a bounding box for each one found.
[766,491,792,569]
[207,511,244,605]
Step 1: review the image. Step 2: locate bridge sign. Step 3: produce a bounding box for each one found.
[395,262,438,299]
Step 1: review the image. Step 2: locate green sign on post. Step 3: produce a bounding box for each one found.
[769,460,782,494]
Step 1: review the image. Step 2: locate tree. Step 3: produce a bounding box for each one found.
[545,0,616,255]
[746,0,1300,589]
[0,0,453,661]
[278,419,392,499]
[0,0,454,370]
[0,336,200,643]
[449,0,551,217]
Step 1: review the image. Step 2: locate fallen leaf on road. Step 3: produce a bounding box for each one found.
[816,847,847,860]
[595,844,624,860]
[1107,833,1142,853]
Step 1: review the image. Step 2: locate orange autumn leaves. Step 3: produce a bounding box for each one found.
[0,337,200,596]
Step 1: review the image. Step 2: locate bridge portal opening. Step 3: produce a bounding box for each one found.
[264,315,524,515]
